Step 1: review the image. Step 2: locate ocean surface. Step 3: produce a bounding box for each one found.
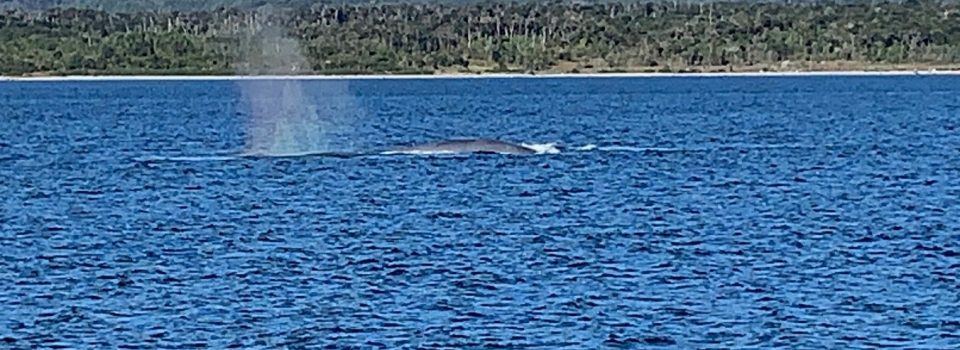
[1,76,959,349]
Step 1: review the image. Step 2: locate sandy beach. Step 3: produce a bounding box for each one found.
[2,69,959,81]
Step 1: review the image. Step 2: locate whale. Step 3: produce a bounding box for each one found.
[385,138,539,155]
[135,138,549,163]
[234,138,551,158]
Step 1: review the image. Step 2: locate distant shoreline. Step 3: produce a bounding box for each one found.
[2,70,958,81]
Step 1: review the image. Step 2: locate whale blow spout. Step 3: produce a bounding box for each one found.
[385,138,541,155]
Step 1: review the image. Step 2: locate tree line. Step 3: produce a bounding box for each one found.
[1,0,959,75]
[3,1,893,12]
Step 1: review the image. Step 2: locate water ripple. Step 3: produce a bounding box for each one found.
[1,76,959,348]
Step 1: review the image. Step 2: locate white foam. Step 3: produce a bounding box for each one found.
[597,146,656,152]
[522,142,561,154]
[576,144,598,151]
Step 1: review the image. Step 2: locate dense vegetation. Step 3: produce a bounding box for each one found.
[1,0,959,76]
[7,0,835,12]
[1,0,356,12]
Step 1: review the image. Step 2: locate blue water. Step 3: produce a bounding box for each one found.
[1,76,959,348]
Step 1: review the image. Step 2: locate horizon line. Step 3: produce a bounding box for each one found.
[2,70,958,81]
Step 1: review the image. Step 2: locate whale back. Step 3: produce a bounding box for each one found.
[390,138,537,155]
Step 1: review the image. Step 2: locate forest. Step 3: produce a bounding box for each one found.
[1,0,959,75]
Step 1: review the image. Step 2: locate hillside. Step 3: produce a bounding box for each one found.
[1,0,958,76]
